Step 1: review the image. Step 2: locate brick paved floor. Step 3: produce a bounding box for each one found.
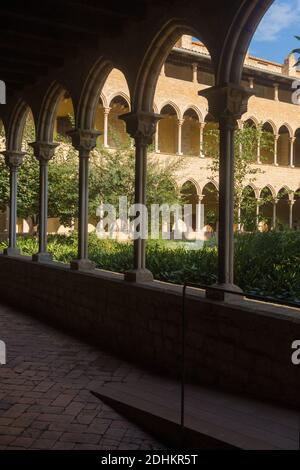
[0,303,165,450]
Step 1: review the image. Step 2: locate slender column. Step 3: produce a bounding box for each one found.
[30,142,58,262]
[199,84,251,300]
[196,195,204,235]
[289,137,295,168]
[68,129,101,271]
[120,111,162,282]
[237,202,242,232]
[177,119,184,155]
[2,151,25,256]
[199,122,205,158]
[256,198,261,230]
[155,121,160,153]
[192,63,198,84]
[257,137,261,164]
[274,134,279,166]
[103,107,110,148]
[272,198,278,230]
[274,83,279,101]
[249,78,254,89]
[289,199,295,229]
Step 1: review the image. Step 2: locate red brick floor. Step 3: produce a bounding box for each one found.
[0,303,165,450]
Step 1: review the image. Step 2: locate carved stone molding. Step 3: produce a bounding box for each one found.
[30,141,59,164]
[67,128,102,156]
[120,111,162,146]
[199,84,252,127]
[2,151,26,170]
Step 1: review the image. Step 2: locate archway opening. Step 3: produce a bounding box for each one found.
[202,182,219,232]
[107,96,130,148]
[276,188,290,230]
[182,109,200,156]
[260,187,274,231]
[203,115,219,158]
[180,180,198,231]
[158,104,178,154]
[54,91,74,140]
[241,186,257,232]
[294,129,300,168]
[277,126,290,166]
[261,122,274,165]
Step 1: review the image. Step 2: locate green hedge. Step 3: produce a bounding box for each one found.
[1,231,300,305]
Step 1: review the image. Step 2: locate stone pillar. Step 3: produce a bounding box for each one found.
[196,195,204,235]
[120,111,162,282]
[103,107,111,148]
[249,77,254,89]
[289,199,295,229]
[274,135,279,166]
[256,198,261,230]
[199,122,205,158]
[289,137,295,168]
[2,151,25,256]
[177,119,184,155]
[237,202,242,232]
[199,84,251,300]
[155,121,160,153]
[272,198,278,230]
[274,84,279,101]
[192,63,198,84]
[30,142,58,262]
[68,129,101,271]
[257,136,261,164]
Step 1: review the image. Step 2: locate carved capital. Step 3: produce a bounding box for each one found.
[199,84,252,127]
[120,112,162,146]
[30,141,59,164]
[67,128,102,156]
[2,151,26,170]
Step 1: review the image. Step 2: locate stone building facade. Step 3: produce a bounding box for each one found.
[1,34,300,234]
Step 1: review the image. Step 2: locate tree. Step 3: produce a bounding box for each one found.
[202,123,274,228]
[0,116,181,231]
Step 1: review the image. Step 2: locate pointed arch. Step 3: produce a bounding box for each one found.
[7,99,35,151]
[182,105,203,122]
[108,92,131,109]
[260,184,276,199]
[159,101,181,119]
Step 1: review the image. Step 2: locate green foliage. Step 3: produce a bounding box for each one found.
[1,231,300,305]
[203,123,274,227]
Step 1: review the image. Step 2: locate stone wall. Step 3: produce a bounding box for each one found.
[0,254,299,408]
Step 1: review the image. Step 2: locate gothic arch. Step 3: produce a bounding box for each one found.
[6,99,35,151]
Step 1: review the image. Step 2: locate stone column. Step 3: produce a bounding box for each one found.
[192,63,198,84]
[272,198,278,230]
[103,107,110,148]
[120,111,162,282]
[2,151,25,256]
[249,78,254,89]
[256,198,261,230]
[289,199,295,229]
[177,119,184,155]
[196,195,204,235]
[289,137,295,168]
[274,135,279,166]
[68,129,101,271]
[257,136,261,164]
[30,142,58,262]
[237,202,242,232]
[274,83,279,101]
[199,122,205,158]
[199,84,251,300]
[155,121,160,153]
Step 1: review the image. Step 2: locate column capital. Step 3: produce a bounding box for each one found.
[290,136,296,143]
[199,84,252,126]
[67,128,101,155]
[103,107,111,115]
[29,141,59,164]
[178,118,184,127]
[120,111,162,146]
[2,150,26,169]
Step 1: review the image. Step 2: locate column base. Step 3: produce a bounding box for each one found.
[70,259,96,272]
[124,268,154,283]
[32,252,53,263]
[3,247,20,257]
[206,283,244,302]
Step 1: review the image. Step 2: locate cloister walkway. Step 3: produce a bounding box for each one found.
[0,303,164,450]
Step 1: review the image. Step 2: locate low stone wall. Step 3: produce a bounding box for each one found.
[0,254,299,408]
